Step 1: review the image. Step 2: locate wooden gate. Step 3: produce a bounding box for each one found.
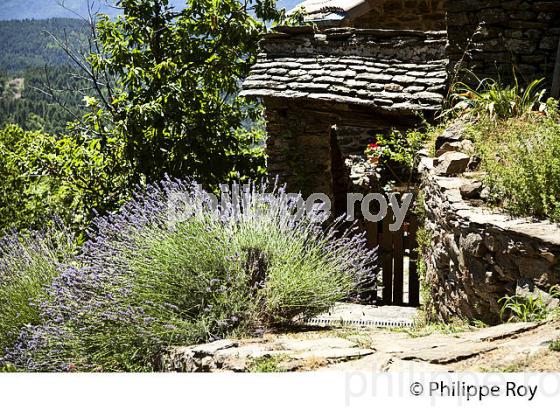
[364,207,420,307]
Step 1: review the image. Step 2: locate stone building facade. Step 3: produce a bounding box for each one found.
[447,0,560,91]
[240,27,447,206]
[240,0,560,311]
[297,0,447,31]
[242,0,560,210]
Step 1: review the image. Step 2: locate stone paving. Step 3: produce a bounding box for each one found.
[158,308,560,373]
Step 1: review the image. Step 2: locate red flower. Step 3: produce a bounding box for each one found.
[365,142,383,160]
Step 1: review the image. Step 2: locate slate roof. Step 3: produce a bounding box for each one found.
[240,27,449,114]
[288,0,369,23]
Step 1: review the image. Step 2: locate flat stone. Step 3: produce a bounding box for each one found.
[460,181,483,199]
[384,358,451,372]
[276,337,357,351]
[435,141,463,157]
[435,152,470,175]
[401,341,497,364]
[191,339,238,356]
[293,348,374,361]
[463,323,541,343]
[217,346,292,359]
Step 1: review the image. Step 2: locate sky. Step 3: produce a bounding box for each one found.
[0,0,302,21]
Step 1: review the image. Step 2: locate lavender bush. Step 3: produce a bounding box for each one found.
[0,226,76,357]
[3,179,377,371]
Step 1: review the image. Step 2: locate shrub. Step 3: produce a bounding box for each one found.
[367,126,440,188]
[550,339,560,352]
[0,226,76,355]
[0,124,129,237]
[466,102,560,222]
[448,76,545,119]
[4,179,377,371]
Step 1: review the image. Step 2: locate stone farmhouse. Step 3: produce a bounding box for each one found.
[241,0,560,320]
[241,0,560,210]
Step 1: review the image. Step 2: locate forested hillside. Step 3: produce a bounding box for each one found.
[0,19,87,133]
[0,19,87,72]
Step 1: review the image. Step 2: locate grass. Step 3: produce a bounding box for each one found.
[499,286,560,323]
[447,75,545,120]
[549,339,560,352]
[478,350,560,372]
[248,355,290,372]
[392,316,484,338]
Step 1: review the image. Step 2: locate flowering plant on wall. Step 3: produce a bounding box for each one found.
[363,127,437,189]
[364,142,384,164]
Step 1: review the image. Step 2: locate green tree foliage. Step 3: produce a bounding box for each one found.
[0,124,130,236]
[0,67,87,134]
[75,0,281,188]
[0,1,290,234]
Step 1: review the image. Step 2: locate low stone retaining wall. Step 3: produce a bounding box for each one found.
[421,159,560,324]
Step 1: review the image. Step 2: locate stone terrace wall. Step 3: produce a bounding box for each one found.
[422,166,560,324]
[447,0,560,90]
[352,0,447,31]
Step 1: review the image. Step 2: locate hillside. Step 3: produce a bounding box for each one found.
[0,18,87,73]
[0,19,89,133]
[0,1,300,21]
[0,0,121,21]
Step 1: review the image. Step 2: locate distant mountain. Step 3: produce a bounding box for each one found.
[0,18,87,72]
[0,1,302,21]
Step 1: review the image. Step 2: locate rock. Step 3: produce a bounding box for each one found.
[435,141,463,157]
[435,121,467,151]
[191,339,238,357]
[460,232,485,257]
[461,139,475,153]
[479,186,491,200]
[293,348,374,362]
[435,152,470,175]
[462,322,540,342]
[460,181,483,199]
[516,279,560,309]
[467,155,481,170]
[159,339,238,372]
[276,337,357,351]
[401,341,497,364]
[383,358,451,372]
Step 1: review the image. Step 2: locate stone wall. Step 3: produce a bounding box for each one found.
[447,0,560,90]
[263,97,408,202]
[241,28,448,203]
[352,0,447,31]
[422,162,560,324]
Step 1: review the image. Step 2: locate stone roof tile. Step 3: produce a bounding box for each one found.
[241,28,449,114]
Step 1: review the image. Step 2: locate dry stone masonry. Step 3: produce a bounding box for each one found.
[447,0,560,90]
[241,27,448,201]
[421,126,560,324]
[241,27,448,113]
[240,0,560,316]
